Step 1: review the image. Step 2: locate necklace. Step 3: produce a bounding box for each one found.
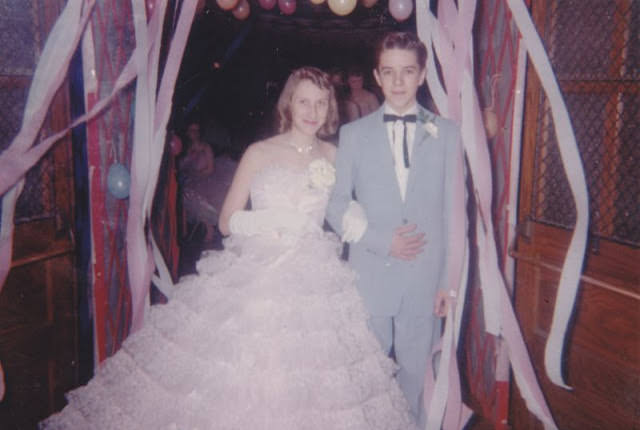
[286,139,315,154]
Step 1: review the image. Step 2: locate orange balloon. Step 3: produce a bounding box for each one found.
[310,0,326,4]
[361,0,377,7]
[217,0,239,11]
[232,0,251,19]
[328,0,356,16]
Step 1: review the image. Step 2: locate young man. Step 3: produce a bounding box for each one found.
[326,32,461,425]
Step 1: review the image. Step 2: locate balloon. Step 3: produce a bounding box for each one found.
[278,0,296,15]
[388,0,412,21]
[328,0,357,15]
[196,0,206,14]
[145,0,156,16]
[217,0,239,11]
[361,0,377,7]
[310,0,325,4]
[0,360,5,401]
[169,135,182,156]
[107,163,131,199]
[232,0,251,19]
[258,0,277,10]
[483,107,498,139]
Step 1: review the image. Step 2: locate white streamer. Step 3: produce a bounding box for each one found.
[506,0,589,390]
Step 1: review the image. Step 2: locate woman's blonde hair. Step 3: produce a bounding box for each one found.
[276,66,339,138]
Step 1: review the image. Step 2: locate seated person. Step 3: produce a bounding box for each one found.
[178,122,218,245]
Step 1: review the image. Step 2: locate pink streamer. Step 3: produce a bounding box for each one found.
[417,0,560,429]
[127,0,165,332]
[127,0,198,331]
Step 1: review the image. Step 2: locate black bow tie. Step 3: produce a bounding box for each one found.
[383,114,416,168]
[383,114,417,123]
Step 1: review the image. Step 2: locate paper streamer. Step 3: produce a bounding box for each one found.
[127,0,160,332]
[0,0,192,338]
[504,0,589,390]
[127,0,198,331]
[0,0,95,292]
[416,0,580,428]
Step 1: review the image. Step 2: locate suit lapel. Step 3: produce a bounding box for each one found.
[405,106,439,205]
[367,108,405,207]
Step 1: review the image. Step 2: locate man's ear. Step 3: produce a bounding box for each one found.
[418,67,427,85]
[373,68,382,87]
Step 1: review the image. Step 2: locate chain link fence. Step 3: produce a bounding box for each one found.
[0,0,55,222]
[531,0,639,247]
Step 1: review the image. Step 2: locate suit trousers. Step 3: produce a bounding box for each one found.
[367,302,441,427]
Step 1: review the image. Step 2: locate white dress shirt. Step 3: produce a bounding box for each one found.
[384,103,418,201]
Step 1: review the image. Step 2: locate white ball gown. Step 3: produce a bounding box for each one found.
[41,160,417,429]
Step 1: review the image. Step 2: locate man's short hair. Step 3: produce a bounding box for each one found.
[375,32,428,70]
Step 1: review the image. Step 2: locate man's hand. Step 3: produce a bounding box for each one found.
[389,224,426,260]
[434,289,450,317]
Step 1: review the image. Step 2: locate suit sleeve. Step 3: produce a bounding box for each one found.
[438,120,465,292]
[326,125,356,236]
[357,216,394,257]
[327,121,394,257]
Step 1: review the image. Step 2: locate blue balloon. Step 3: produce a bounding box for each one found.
[107,163,131,199]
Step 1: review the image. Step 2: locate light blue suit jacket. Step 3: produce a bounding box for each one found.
[326,104,461,318]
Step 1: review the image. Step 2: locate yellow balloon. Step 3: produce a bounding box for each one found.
[310,0,325,4]
[328,0,356,15]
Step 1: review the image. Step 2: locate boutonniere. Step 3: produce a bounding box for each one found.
[418,110,439,138]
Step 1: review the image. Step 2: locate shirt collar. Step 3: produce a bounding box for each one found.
[383,102,418,117]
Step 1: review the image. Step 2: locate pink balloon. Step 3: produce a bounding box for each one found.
[388,0,412,21]
[232,0,251,19]
[145,0,156,16]
[258,0,277,10]
[278,0,296,15]
[217,0,239,11]
[169,135,182,156]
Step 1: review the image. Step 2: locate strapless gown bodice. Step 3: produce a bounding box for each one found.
[250,164,328,229]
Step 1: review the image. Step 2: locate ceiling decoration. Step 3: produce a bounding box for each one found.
[199,0,416,34]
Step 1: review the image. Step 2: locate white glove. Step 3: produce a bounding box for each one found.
[341,200,367,243]
[229,208,312,237]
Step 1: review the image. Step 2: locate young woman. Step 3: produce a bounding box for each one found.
[42,67,417,429]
